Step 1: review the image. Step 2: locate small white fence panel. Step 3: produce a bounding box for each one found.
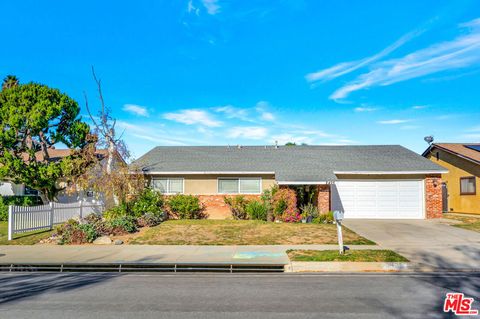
[8,201,103,240]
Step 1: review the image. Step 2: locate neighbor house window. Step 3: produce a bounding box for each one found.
[152,178,184,194]
[460,177,476,195]
[218,178,261,194]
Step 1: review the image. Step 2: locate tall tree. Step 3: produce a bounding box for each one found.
[83,67,136,206]
[1,75,19,91]
[0,82,95,200]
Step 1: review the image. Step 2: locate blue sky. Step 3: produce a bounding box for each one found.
[1,0,480,158]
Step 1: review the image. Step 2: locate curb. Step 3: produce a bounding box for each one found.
[285,262,411,273]
[285,262,480,273]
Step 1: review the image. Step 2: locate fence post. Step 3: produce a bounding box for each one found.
[79,200,83,219]
[49,202,54,230]
[8,205,13,241]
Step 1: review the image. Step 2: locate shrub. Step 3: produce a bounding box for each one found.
[168,194,205,219]
[107,216,138,235]
[272,188,300,222]
[56,219,98,244]
[245,200,268,221]
[260,187,276,222]
[300,203,319,219]
[313,211,335,224]
[137,212,165,227]
[130,188,165,218]
[103,204,129,220]
[224,196,249,220]
[0,195,43,221]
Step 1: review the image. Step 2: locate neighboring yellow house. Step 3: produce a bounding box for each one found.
[423,143,480,215]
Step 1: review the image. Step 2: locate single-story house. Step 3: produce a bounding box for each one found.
[422,143,480,215]
[132,145,447,219]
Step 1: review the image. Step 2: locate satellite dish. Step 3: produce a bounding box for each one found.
[424,136,434,145]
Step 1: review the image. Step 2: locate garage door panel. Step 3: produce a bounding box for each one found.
[332,180,424,219]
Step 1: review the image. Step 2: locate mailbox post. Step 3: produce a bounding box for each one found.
[334,210,345,254]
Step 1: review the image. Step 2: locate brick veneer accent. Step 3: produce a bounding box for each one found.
[317,185,331,213]
[197,195,261,219]
[425,175,443,219]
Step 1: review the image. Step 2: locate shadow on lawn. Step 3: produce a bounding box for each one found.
[0,273,118,304]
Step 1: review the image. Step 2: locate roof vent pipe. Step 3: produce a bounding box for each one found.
[275,140,278,149]
[237,145,242,149]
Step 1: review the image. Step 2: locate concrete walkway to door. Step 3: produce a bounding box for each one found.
[343,219,480,271]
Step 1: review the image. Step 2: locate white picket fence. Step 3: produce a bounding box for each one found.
[8,201,104,240]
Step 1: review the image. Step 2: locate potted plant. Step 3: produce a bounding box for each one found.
[300,203,318,223]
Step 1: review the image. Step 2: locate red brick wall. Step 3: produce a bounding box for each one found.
[197,195,261,219]
[425,175,443,219]
[317,185,331,213]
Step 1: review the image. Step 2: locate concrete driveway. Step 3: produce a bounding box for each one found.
[343,219,480,270]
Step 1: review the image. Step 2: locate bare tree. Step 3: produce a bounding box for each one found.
[83,67,132,205]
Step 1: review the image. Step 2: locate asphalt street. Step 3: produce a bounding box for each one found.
[0,272,478,319]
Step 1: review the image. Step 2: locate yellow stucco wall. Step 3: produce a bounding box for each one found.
[148,174,276,195]
[426,149,480,214]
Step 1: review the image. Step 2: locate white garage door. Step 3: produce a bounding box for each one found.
[331,180,424,219]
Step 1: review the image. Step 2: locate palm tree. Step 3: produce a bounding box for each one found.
[2,75,19,91]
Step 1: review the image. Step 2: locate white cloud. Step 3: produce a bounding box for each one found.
[298,129,335,138]
[378,119,411,125]
[412,105,429,109]
[202,0,221,15]
[255,101,275,121]
[163,109,222,127]
[306,28,424,83]
[213,105,248,120]
[435,114,458,120]
[123,104,149,117]
[326,18,480,100]
[354,107,378,112]
[187,0,200,15]
[227,126,268,140]
[468,126,480,132]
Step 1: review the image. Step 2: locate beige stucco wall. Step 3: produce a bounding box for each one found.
[426,149,480,214]
[148,174,276,195]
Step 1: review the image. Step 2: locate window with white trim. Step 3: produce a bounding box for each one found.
[152,178,184,194]
[218,178,261,194]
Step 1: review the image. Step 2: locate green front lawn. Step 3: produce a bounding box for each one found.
[128,219,375,245]
[0,222,53,245]
[287,249,408,262]
[443,213,480,233]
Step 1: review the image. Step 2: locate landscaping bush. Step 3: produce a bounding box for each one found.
[260,187,276,222]
[107,216,138,235]
[137,212,166,227]
[0,195,43,221]
[224,196,249,220]
[103,204,129,220]
[300,203,319,219]
[130,188,165,218]
[313,211,335,224]
[272,188,300,222]
[168,194,205,219]
[56,219,99,244]
[245,200,268,221]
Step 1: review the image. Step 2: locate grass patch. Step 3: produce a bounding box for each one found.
[129,219,375,245]
[0,222,53,245]
[443,213,480,233]
[287,249,408,262]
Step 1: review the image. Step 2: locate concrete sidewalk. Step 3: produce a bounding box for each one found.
[0,245,379,266]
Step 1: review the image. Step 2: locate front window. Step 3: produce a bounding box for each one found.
[152,178,184,194]
[460,177,476,195]
[218,178,261,194]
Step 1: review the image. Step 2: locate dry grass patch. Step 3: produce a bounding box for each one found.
[128,220,375,245]
[287,249,408,262]
[443,213,480,233]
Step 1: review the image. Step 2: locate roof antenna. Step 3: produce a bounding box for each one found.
[274,140,278,149]
[424,136,434,145]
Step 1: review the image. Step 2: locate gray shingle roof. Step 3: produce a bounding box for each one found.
[131,145,446,182]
